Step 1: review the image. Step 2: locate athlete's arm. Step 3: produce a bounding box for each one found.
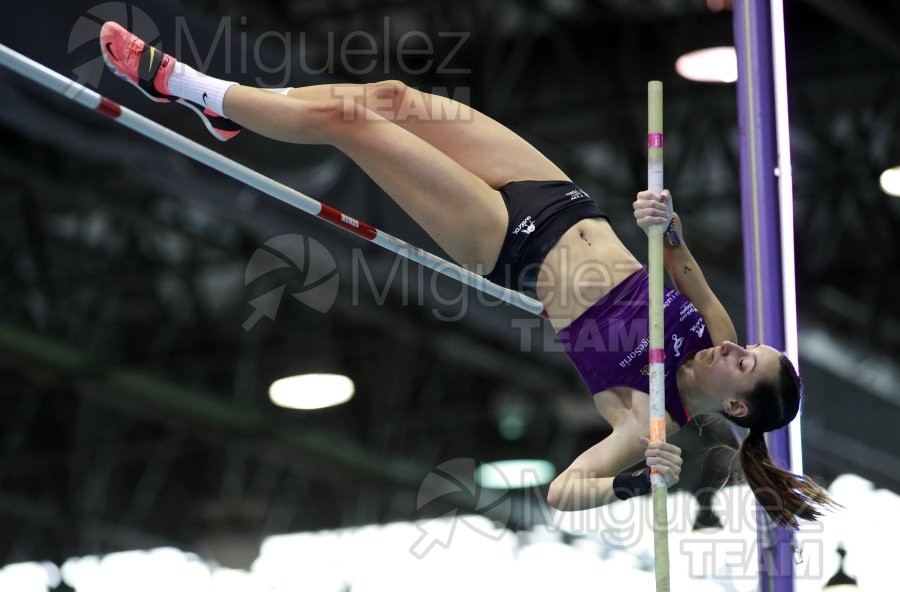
[633,190,738,344]
[546,418,683,511]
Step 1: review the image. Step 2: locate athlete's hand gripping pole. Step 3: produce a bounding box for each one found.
[647,80,670,592]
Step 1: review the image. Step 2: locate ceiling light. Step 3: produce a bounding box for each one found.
[269,374,354,410]
[879,166,900,196]
[676,46,738,83]
[475,459,555,490]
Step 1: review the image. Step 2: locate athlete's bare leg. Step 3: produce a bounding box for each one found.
[281,81,570,189]
[222,85,507,272]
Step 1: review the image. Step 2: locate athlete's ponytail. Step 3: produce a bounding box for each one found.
[728,355,838,528]
[737,428,834,528]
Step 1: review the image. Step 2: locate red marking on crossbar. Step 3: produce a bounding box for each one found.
[649,349,665,363]
[96,97,122,118]
[647,133,664,148]
[318,204,377,240]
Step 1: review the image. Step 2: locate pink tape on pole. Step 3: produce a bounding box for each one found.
[647,133,664,148]
[649,348,665,363]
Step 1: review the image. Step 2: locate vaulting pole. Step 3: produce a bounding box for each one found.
[647,80,670,592]
[0,43,546,317]
[733,2,800,591]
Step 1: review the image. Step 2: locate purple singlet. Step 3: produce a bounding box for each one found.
[555,268,714,427]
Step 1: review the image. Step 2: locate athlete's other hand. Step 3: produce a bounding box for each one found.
[633,189,672,233]
[639,436,683,487]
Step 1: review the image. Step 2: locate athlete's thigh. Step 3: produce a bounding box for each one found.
[287,82,570,189]
[386,85,571,189]
[227,86,509,269]
[301,96,510,270]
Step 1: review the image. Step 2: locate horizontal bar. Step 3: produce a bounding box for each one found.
[0,44,546,316]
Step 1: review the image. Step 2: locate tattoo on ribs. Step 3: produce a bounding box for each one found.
[684,265,692,274]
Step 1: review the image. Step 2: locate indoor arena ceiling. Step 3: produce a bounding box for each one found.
[1,0,900,567]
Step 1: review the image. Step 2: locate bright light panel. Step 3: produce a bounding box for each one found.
[269,374,354,410]
[475,459,555,489]
[0,562,60,592]
[676,46,738,83]
[879,166,900,196]
[12,475,898,590]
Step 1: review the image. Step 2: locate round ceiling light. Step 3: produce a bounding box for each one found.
[269,374,355,410]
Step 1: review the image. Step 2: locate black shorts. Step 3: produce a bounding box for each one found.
[483,180,609,294]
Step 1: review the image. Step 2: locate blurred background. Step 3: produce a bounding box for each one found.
[1,0,899,590]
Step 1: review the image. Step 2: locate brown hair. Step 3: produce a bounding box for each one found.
[727,355,838,529]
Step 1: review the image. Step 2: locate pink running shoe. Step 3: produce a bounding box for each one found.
[100,21,240,141]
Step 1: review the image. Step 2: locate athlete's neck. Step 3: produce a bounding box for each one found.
[676,355,718,417]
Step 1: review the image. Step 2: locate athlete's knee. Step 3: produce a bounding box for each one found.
[370,79,408,98]
[365,80,408,114]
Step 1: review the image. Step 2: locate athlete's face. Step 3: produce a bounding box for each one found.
[691,341,781,416]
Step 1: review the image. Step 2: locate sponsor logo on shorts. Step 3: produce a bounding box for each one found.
[513,216,536,235]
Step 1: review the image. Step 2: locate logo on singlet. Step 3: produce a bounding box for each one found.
[565,189,588,200]
[513,216,536,235]
[672,333,684,357]
[679,301,698,321]
[620,337,650,368]
[690,319,706,338]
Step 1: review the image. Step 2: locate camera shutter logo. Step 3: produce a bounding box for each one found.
[243,234,340,330]
[411,458,512,559]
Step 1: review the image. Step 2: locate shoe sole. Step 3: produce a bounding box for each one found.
[176,99,239,142]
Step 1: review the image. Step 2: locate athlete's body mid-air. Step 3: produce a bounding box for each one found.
[100,20,834,526]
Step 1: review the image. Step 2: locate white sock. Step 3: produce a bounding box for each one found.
[167,62,237,115]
